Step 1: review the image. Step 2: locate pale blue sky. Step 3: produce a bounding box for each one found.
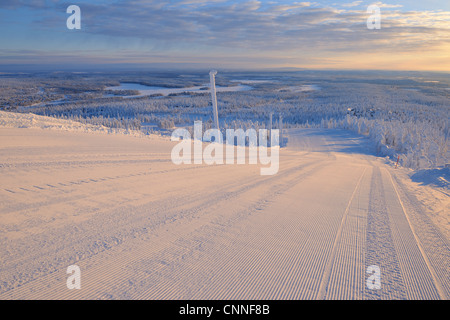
[1,1,449,71]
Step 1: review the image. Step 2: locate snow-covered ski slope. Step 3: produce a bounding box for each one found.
[0,112,448,300]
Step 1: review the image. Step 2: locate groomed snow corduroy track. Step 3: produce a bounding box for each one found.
[0,126,448,300]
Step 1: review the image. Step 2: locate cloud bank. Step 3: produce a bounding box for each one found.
[1,0,449,70]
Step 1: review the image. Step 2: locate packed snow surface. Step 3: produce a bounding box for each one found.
[0,112,448,300]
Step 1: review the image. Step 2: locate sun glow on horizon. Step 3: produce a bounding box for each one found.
[0,1,449,72]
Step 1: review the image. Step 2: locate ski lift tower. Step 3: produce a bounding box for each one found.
[209,70,220,131]
[269,112,273,147]
[279,114,283,148]
[269,112,273,136]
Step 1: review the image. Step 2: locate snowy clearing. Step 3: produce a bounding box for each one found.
[0,110,162,139]
[0,113,448,300]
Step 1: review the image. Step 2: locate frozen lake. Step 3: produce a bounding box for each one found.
[106,82,252,97]
[279,85,321,92]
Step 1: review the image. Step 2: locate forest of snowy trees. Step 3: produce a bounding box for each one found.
[1,71,448,169]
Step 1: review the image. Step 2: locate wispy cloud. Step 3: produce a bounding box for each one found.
[51,1,447,53]
[1,0,449,70]
[371,2,403,9]
[341,1,363,8]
